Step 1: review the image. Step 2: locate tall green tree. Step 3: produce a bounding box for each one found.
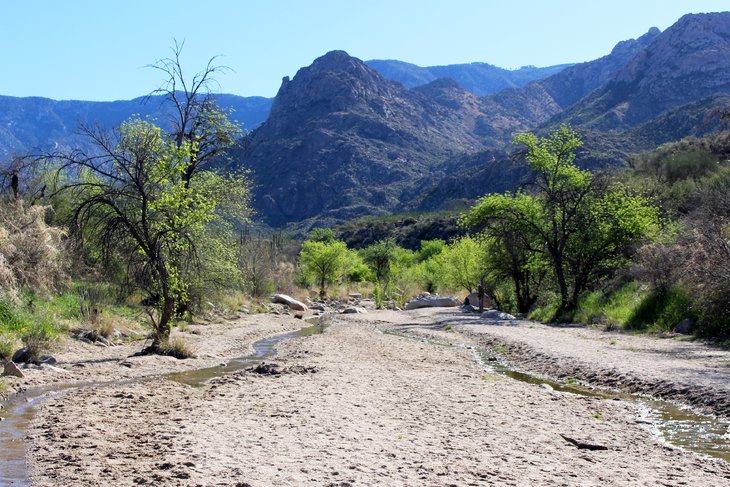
[53,119,249,350]
[361,239,398,283]
[298,240,349,297]
[51,48,249,353]
[465,125,659,312]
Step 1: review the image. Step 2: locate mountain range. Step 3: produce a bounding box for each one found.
[2,12,730,230]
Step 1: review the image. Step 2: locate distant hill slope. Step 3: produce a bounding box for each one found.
[238,51,501,227]
[0,94,273,158]
[237,12,730,227]
[366,59,572,95]
[555,13,730,133]
[3,12,730,231]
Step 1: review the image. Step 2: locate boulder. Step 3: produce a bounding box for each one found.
[465,293,493,309]
[270,294,308,312]
[2,361,25,378]
[481,309,516,320]
[674,318,694,335]
[348,293,362,299]
[11,348,30,364]
[40,355,57,366]
[342,306,367,314]
[404,295,461,310]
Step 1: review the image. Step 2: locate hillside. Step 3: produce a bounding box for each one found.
[555,13,730,134]
[238,51,499,227]
[366,59,571,95]
[0,94,273,159]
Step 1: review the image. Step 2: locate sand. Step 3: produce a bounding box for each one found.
[13,308,730,486]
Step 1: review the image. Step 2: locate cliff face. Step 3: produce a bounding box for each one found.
[240,51,498,226]
[557,13,730,130]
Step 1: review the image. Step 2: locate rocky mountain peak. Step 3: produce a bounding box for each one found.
[267,50,400,129]
[609,27,661,57]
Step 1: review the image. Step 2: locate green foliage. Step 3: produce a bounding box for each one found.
[628,285,697,332]
[0,299,61,362]
[361,239,399,283]
[55,114,249,347]
[416,239,446,262]
[345,250,373,283]
[573,282,648,328]
[298,240,349,297]
[373,284,385,309]
[308,227,337,243]
[0,332,19,361]
[465,125,660,312]
[435,236,489,294]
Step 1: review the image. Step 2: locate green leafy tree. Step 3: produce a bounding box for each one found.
[307,227,338,243]
[53,119,249,351]
[465,126,659,312]
[436,236,496,310]
[417,239,446,262]
[49,49,250,353]
[361,239,398,283]
[298,240,349,297]
[461,193,545,313]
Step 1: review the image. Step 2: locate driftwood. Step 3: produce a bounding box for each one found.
[560,434,609,451]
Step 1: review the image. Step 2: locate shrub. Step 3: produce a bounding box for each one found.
[21,320,60,363]
[0,333,19,361]
[0,200,67,299]
[157,336,196,359]
[628,285,697,332]
[0,299,61,362]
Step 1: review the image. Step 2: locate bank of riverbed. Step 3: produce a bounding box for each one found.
[10,309,729,486]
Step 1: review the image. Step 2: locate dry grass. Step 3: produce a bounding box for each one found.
[157,336,197,359]
[0,332,19,361]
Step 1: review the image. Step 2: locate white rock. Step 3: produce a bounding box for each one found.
[270,294,308,312]
[481,309,516,320]
[404,296,460,310]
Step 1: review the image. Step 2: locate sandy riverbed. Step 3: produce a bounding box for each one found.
[15,308,730,486]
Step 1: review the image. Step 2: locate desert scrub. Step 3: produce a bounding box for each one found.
[0,332,20,361]
[157,336,196,359]
[0,300,62,362]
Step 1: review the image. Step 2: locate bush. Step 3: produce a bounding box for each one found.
[157,336,196,359]
[0,200,67,300]
[21,320,60,363]
[628,285,697,332]
[573,282,648,329]
[0,333,19,361]
[0,299,62,362]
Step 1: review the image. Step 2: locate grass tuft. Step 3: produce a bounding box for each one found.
[157,337,196,359]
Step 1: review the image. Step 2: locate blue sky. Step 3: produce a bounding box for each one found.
[1,0,726,100]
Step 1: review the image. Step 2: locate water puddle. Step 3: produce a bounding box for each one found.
[386,327,730,463]
[167,322,324,387]
[0,319,327,486]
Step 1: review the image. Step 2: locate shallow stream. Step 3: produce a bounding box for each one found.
[385,328,730,463]
[0,321,325,486]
